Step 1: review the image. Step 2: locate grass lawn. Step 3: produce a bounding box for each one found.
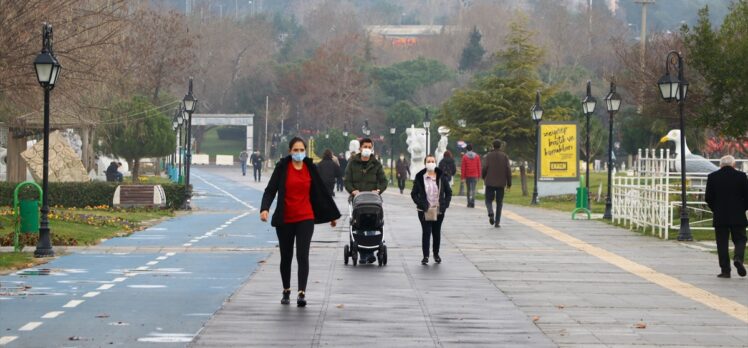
[0,207,174,272]
[199,127,245,157]
[0,207,174,248]
[0,252,45,275]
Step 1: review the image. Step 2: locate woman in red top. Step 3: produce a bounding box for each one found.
[260,137,341,307]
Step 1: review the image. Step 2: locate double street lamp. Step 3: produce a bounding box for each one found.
[32,23,62,258]
[603,81,621,219]
[581,80,597,210]
[183,77,197,210]
[530,91,543,205]
[658,51,692,241]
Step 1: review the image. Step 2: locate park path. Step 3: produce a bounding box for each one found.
[192,166,748,348]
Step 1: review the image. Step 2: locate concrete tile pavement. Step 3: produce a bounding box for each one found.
[191,166,746,347]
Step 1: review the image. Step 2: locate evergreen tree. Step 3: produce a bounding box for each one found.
[683,3,748,139]
[459,26,486,71]
[97,96,176,182]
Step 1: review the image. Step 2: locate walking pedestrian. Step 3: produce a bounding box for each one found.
[460,144,482,208]
[240,150,249,176]
[396,153,410,194]
[337,153,348,192]
[705,155,748,278]
[482,140,512,228]
[411,155,452,265]
[344,138,388,264]
[438,150,456,185]
[260,137,341,306]
[252,151,264,182]
[317,149,342,197]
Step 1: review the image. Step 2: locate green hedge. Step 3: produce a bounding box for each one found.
[0,182,190,209]
[216,127,245,140]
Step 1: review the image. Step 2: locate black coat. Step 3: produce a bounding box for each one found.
[705,166,748,227]
[438,157,456,177]
[317,158,342,184]
[261,156,342,227]
[411,168,452,214]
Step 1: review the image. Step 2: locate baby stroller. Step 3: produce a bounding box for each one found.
[344,192,387,266]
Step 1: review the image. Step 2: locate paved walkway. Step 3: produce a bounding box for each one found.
[191,166,748,348]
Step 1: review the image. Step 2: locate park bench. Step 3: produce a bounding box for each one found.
[113,184,166,208]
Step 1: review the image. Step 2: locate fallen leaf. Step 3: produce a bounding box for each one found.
[95,314,110,318]
[634,322,647,329]
[336,304,344,309]
[258,260,266,264]
[556,304,565,309]
[532,316,540,322]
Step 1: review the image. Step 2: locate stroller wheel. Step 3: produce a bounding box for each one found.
[344,245,350,265]
[382,245,388,266]
[352,250,358,266]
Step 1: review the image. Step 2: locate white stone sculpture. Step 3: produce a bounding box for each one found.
[345,139,360,160]
[405,125,427,179]
[435,126,450,165]
[21,130,89,182]
[61,128,83,157]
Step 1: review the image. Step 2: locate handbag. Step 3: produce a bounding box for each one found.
[424,205,439,221]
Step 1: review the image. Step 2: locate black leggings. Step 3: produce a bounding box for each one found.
[276,220,314,291]
[418,211,445,258]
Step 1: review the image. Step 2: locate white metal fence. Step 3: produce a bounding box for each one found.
[611,148,729,239]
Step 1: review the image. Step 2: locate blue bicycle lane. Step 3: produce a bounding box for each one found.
[0,168,276,347]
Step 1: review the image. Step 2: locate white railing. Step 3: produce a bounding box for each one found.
[612,148,714,240]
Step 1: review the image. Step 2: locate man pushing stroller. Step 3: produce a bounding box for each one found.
[344,137,388,264]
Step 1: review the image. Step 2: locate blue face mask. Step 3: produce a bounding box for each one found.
[291,152,306,162]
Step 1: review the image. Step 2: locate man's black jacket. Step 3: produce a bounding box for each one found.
[705,166,748,227]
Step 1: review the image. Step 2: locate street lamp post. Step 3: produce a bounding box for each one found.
[32,23,61,258]
[423,110,431,156]
[457,119,466,196]
[183,77,197,210]
[389,127,396,185]
[603,81,621,220]
[176,108,184,182]
[658,51,692,241]
[530,91,543,205]
[581,80,597,210]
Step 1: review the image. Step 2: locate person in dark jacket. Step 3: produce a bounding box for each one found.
[411,155,452,265]
[438,150,457,184]
[482,140,512,227]
[252,151,264,182]
[705,155,748,278]
[336,153,348,192]
[396,153,410,194]
[317,149,342,197]
[345,138,388,263]
[105,161,123,182]
[260,137,341,306]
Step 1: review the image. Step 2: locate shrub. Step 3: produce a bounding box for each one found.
[0,182,191,209]
[216,126,246,140]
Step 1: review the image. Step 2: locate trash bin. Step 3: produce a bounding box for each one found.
[19,199,40,233]
[575,186,589,210]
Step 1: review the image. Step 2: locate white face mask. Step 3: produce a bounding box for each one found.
[426,163,436,171]
[361,149,373,158]
[399,156,404,160]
